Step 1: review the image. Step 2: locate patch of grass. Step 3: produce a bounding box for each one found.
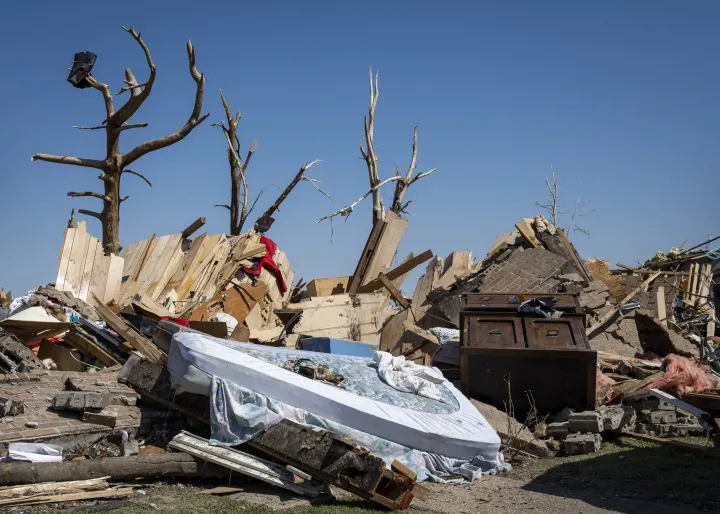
[511,435,720,511]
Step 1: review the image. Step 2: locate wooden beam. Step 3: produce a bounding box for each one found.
[181,217,206,239]
[556,229,592,282]
[168,431,323,497]
[378,273,410,310]
[0,488,134,507]
[614,264,689,277]
[514,222,540,248]
[587,271,662,336]
[65,332,120,367]
[401,320,440,357]
[356,250,433,294]
[348,217,387,294]
[657,286,667,328]
[91,294,164,363]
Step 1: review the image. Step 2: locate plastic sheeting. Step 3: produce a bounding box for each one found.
[168,331,501,462]
[372,352,446,402]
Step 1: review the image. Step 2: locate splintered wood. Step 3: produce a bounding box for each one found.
[56,222,124,306]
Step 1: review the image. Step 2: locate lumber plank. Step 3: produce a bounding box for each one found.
[401,320,440,357]
[0,477,110,499]
[65,222,90,298]
[65,332,120,367]
[378,273,410,310]
[56,228,76,292]
[556,229,592,282]
[168,431,322,497]
[514,222,540,248]
[611,371,664,396]
[348,216,388,294]
[181,216,206,239]
[360,211,409,287]
[103,255,124,305]
[88,242,108,306]
[657,286,667,327]
[78,237,99,301]
[91,294,164,363]
[0,488,134,507]
[356,250,433,294]
[588,271,662,336]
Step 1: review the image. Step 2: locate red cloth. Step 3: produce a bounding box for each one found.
[242,235,288,293]
[160,317,190,327]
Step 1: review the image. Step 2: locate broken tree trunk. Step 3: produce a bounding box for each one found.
[32,26,209,255]
[0,454,230,486]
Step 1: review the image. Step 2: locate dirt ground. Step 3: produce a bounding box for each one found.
[15,436,720,514]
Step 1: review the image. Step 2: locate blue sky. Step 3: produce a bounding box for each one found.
[0,1,717,295]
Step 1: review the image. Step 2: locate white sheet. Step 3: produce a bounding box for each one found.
[168,332,501,461]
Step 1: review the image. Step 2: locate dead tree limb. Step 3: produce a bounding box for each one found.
[361,69,383,226]
[535,167,593,239]
[31,154,104,169]
[254,160,321,232]
[320,69,437,226]
[122,169,152,187]
[32,26,208,255]
[536,167,559,227]
[212,90,258,235]
[67,191,110,202]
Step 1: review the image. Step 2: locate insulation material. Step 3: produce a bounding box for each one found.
[648,355,720,395]
[596,369,615,407]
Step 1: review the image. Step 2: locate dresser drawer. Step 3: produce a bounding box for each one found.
[523,317,588,350]
[464,315,524,348]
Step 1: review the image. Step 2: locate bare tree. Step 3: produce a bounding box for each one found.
[32,26,209,255]
[536,166,593,238]
[319,69,437,225]
[213,92,331,235]
[212,91,260,235]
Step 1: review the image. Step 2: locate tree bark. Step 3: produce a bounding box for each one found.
[32,26,208,256]
[0,454,230,486]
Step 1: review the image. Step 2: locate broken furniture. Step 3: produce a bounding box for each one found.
[460,293,596,413]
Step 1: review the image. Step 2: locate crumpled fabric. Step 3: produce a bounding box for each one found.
[518,298,562,318]
[213,313,238,337]
[242,235,287,293]
[429,327,460,345]
[208,378,510,483]
[372,351,446,402]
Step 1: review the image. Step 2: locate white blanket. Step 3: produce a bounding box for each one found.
[372,351,446,402]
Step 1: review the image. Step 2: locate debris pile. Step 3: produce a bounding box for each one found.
[0,209,717,509]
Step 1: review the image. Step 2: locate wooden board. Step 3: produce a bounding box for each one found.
[65,221,90,298]
[556,229,592,282]
[411,256,443,322]
[378,273,410,309]
[104,255,124,305]
[515,221,541,248]
[78,237,99,301]
[356,250,433,294]
[92,294,164,363]
[443,251,472,274]
[360,211,409,287]
[348,216,388,294]
[657,286,667,327]
[56,228,76,292]
[307,277,350,297]
[88,242,109,305]
[65,332,120,367]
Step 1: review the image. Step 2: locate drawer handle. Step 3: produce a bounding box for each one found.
[546,329,560,337]
[490,330,503,336]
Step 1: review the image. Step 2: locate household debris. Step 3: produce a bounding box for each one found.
[0,207,717,511]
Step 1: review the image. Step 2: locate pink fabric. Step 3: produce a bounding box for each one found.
[242,235,288,293]
[596,369,615,407]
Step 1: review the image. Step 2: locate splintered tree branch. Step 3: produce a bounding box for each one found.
[118,123,148,132]
[121,41,209,166]
[318,175,403,223]
[78,209,102,219]
[111,26,156,126]
[32,154,105,169]
[84,76,115,120]
[361,68,382,226]
[255,160,321,230]
[214,204,231,210]
[301,177,332,199]
[122,169,152,187]
[68,191,110,202]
